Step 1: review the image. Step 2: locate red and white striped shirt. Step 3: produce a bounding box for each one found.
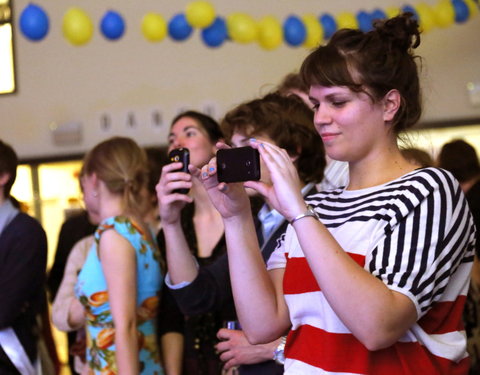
[268,168,476,374]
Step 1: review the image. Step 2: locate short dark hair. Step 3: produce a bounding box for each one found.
[0,140,18,198]
[300,13,422,134]
[171,110,223,144]
[277,72,309,96]
[221,92,325,184]
[437,139,480,182]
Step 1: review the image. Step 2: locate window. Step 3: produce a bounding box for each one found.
[0,0,15,94]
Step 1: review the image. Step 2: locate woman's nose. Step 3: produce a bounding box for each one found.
[314,106,332,126]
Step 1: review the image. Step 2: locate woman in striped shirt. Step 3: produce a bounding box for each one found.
[197,12,476,374]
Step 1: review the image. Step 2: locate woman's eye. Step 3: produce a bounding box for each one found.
[186,130,197,137]
[332,101,347,107]
[311,103,319,111]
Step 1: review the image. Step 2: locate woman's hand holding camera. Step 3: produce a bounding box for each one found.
[156,162,193,225]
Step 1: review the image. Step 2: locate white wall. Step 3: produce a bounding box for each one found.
[1,0,479,159]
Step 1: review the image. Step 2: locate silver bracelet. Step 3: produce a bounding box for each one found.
[273,336,287,365]
[290,205,319,225]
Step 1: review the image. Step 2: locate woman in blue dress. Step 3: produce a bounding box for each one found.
[70,136,164,374]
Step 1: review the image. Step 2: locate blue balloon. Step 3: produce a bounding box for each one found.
[402,5,419,21]
[168,13,193,41]
[201,17,227,48]
[283,15,306,47]
[356,10,373,32]
[319,13,336,39]
[370,8,387,23]
[453,0,470,23]
[100,10,125,40]
[19,4,49,41]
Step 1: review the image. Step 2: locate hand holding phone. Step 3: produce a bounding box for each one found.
[217,146,261,183]
[168,148,190,194]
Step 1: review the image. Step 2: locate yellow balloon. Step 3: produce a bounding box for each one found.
[465,0,479,17]
[415,3,436,33]
[62,7,94,46]
[385,6,401,19]
[227,13,257,43]
[434,0,455,28]
[336,12,358,30]
[302,14,323,48]
[257,16,282,50]
[141,13,167,42]
[185,1,215,28]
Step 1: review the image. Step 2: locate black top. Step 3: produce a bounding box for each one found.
[0,213,47,373]
[169,189,316,375]
[157,203,237,375]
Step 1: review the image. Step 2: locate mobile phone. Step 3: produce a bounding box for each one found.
[168,148,190,194]
[217,146,261,183]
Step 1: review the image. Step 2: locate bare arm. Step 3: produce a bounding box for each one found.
[53,236,93,331]
[157,162,198,284]
[250,140,417,350]
[161,332,184,375]
[100,230,139,374]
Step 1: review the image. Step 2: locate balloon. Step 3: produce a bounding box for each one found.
[336,12,358,30]
[464,0,479,17]
[19,4,49,41]
[283,15,306,47]
[186,1,215,28]
[302,14,323,48]
[257,16,282,50]
[356,10,373,32]
[385,6,401,19]
[100,10,125,40]
[319,13,336,39]
[62,7,94,46]
[168,13,193,41]
[226,13,257,43]
[201,17,227,47]
[434,0,455,28]
[370,8,387,23]
[452,0,470,23]
[415,3,436,33]
[141,13,167,42]
[402,5,419,21]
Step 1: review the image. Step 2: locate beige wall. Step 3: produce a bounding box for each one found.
[2,0,480,159]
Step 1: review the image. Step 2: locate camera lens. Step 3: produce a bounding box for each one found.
[245,160,251,167]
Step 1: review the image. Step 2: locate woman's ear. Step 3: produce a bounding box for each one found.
[382,89,401,123]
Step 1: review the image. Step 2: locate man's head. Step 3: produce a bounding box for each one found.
[0,140,18,200]
[221,92,325,185]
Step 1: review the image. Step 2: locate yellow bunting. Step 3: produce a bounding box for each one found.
[302,14,323,48]
[336,12,358,29]
[465,0,479,17]
[434,0,455,28]
[257,15,282,50]
[185,1,215,28]
[62,7,93,46]
[415,3,436,33]
[227,12,257,43]
[141,13,167,42]
[385,6,401,19]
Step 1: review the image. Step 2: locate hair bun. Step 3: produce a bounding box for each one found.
[374,12,420,52]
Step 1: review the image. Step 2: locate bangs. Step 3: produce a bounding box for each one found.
[300,44,362,92]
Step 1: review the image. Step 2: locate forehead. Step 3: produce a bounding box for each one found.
[170,116,202,134]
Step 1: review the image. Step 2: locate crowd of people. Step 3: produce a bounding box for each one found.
[0,12,478,375]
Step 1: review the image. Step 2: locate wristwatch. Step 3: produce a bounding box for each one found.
[273,336,287,365]
[290,204,320,225]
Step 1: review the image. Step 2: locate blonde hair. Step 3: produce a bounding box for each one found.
[82,136,148,216]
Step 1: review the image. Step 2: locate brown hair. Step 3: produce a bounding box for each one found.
[437,139,480,182]
[82,136,148,216]
[0,140,18,198]
[221,92,325,184]
[300,12,422,133]
[277,72,310,96]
